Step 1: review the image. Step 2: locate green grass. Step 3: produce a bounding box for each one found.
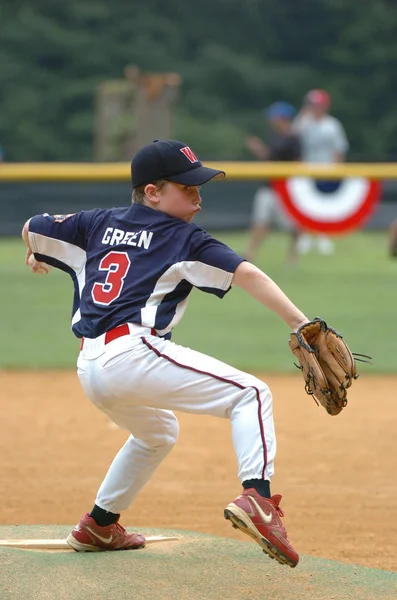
[1,232,396,372]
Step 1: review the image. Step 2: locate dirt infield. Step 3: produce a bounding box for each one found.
[1,371,396,572]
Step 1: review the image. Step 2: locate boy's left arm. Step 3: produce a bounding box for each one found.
[232,261,308,331]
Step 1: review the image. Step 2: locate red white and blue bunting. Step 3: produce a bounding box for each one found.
[272,177,381,233]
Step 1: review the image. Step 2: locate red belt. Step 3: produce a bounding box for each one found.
[80,323,156,350]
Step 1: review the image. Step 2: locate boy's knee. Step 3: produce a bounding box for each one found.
[145,415,179,450]
[242,380,272,410]
[162,415,179,447]
[249,379,271,400]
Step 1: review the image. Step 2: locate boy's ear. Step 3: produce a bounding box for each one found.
[144,183,160,203]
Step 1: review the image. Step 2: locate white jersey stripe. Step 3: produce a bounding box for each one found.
[29,232,86,272]
[156,296,189,336]
[178,261,233,290]
[141,261,233,333]
[71,308,82,326]
[28,232,87,326]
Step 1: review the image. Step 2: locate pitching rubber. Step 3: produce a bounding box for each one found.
[0,535,179,551]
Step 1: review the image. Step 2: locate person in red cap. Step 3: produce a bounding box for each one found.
[294,89,349,254]
[296,89,347,163]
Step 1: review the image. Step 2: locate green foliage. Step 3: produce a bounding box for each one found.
[1,231,396,372]
[0,1,396,160]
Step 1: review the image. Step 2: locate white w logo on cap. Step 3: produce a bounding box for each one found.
[180,146,199,163]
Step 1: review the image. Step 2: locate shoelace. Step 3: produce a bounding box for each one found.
[276,506,285,519]
[114,522,127,534]
[113,522,142,541]
[271,500,288,536]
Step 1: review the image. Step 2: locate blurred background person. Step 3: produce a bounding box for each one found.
[389,218,397,257]
[293,89,349,255]
[243,101,301,264]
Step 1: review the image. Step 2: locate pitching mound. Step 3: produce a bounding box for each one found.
[0,525,395,600]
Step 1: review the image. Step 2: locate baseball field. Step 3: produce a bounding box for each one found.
[1,230,396,599]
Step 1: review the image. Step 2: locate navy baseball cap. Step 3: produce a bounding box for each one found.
[131,140,225,189]
[264,101,296,120]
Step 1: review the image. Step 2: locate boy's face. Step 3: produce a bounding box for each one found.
[145,182,202,223]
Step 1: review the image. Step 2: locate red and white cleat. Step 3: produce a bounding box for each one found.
[66,513,146,552]
[224,489,299,567]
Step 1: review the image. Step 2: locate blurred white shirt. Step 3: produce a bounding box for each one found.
[293,114,349,163]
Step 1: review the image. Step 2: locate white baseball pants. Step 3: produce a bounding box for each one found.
[77,323,276,513]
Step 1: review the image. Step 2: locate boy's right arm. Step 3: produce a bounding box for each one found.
[21,209,98,275]
[22,219,51,275]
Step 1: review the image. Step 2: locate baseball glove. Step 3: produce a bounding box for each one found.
[289,318,369,416]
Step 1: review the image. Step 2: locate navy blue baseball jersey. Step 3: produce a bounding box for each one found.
[28,204,245,339]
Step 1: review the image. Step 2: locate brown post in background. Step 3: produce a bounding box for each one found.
[94,66,181,161]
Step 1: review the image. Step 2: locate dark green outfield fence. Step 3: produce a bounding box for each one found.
[1,179,397,236]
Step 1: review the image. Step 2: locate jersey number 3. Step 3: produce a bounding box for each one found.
[92,251,131,306]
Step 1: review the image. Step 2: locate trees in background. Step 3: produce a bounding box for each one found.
[0,0,396,161]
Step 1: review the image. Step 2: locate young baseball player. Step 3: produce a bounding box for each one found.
[22,139,309,567]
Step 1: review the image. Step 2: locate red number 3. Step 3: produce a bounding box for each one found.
[92,251,131,306]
